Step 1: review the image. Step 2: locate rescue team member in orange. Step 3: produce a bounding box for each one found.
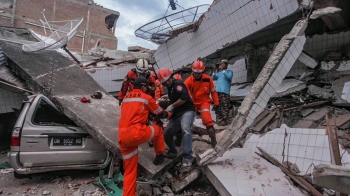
[150,70,164,100]
[118,76,170,196]
[184,60,220,147]
[117,58,156,105]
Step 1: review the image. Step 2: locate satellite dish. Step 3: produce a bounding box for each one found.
[22,17,84,52]
[135,4,209,44]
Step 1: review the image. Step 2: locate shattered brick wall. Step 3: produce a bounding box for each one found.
[0,0,119,52]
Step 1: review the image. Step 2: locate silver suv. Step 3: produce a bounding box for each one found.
[8,94,111,178]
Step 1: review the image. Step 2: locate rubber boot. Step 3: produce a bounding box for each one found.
[153,154,164,165]
[207,126,217,148]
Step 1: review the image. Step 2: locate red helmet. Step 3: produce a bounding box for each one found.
[173,73,182,81]
[158,68,172,83]
[192,60,205,73]
[150,70,156,77]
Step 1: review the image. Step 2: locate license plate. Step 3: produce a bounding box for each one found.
[52,138,82,146]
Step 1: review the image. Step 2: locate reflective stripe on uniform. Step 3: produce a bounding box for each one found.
[160,75,170,83]
[148,125,155,142]
[210,88,216,92]
[122,149,138,160]
[192,69,203,73]
[199,109,210,113]
[123,97,149,104]
[153,107,162,114]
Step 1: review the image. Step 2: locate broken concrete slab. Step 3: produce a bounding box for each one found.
[292,107,329,128]
[104,50,152,64]
[171,169,200,193]
[321,61,336,70]
[308,84,333,99]
[200,148,304,196]
[274,79,306,97]
[257,147,322,196]
[341,81,350,103]
[297,51,317,68]
[313,164,350,195]
[332,76,350,106]
[0,35,174,179]
[244,124,350,174]
[336,60,350,71]
[138,143,183,179]
[1,40,121,156]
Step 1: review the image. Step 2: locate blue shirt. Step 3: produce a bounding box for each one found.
[212,69,233,95]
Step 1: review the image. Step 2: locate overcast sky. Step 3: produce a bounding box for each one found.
[94,0,213,51]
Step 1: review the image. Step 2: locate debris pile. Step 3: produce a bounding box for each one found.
[191,23,350,195]
[83,45,155,69]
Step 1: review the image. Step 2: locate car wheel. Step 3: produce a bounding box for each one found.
[14,171,31,179]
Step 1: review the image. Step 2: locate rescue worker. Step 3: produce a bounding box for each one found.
[184,60,220,147]
[118,76,170,196]
[172,73,183,146]
[173,73,182,81]
[158,68,196,171]
[117,59,156,105]
[150,70,164,100]
[212,59,233,126]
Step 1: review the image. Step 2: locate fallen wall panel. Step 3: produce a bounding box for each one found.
[0,40,121,156]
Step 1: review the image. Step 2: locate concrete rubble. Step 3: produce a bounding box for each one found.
[0,26,183,181]
[1,0,350,195]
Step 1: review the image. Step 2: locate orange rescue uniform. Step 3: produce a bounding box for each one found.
[154,79,164,100]
[117,69,156,100]
[184,74,219,127]
[118,89,166,196]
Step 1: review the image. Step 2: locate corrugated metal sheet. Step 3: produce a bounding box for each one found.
[0,46,6,67]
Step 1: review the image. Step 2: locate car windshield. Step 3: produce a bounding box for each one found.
[32,98,77,126]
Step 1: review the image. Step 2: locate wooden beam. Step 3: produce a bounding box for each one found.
[257,147,323,196]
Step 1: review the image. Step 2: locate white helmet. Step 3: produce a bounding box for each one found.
[136,59,149,73]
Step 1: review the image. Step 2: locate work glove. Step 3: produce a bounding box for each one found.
[212,105,219,114]
[118,99,123,106]
[159,111,172,120]
[166,104,174,112]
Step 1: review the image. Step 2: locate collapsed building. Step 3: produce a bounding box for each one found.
[133,0,350,195]
[0,0,350,195]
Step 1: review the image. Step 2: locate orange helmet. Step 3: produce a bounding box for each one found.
[158,68,172,83]
[192,60,205,73]
[173,73,182,81]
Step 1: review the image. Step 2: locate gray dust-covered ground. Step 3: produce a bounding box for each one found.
[0,152,107,196]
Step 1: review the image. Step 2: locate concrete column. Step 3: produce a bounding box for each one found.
[83,1,91,53]
[53,0,56,22]
[10,0,17,26]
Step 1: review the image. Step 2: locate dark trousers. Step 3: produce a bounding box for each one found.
[217,92,230,122]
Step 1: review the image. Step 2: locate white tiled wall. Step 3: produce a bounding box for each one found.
[86,64,136,93]
[304,31,350,60]
[0,88,25,114]
[286,60,307,77]
[228,58,248,84]
[154,0,299,71]
[244,124,350,174]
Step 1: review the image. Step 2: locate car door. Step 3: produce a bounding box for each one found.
[19,95,107,167]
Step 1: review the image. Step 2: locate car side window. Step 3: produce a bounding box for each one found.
[32,99,77,126]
